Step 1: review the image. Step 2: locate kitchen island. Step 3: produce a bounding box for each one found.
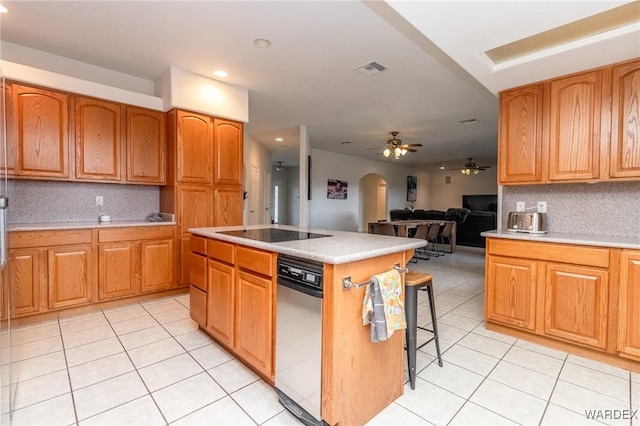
[189,224,427,426]
[482,230,640,373]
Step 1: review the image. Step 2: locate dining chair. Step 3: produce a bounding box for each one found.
[437,221,454,255]
[371,222,396,236]
[425,222,441,257]
[410,223,430,262]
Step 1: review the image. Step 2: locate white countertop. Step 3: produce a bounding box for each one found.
[9,220,175,232]
[189,224,427,264]
[482,229,640,250]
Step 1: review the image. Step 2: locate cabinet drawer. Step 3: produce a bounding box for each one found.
[207,240,234,264]
[10,230,92,248]
[190,236,207,256]
[189,286,207,327]
[236,246,273,277]
[487,239,609,268]
[98,226,173,243]
[190,252,206,291]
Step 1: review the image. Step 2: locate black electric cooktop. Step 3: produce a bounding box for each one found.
[218,228,332,243]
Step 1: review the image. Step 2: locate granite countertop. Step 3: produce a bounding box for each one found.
[9,218,176,232]
[189,224,427,265]
[482,229,640,250]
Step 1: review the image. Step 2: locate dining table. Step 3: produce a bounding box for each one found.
[368,219,457,253]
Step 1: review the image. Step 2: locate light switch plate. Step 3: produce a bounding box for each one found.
[537,201,547,213]
[516,201,525,212]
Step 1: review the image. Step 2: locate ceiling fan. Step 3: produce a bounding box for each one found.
[451,158,491,175]
[373,132,423,159]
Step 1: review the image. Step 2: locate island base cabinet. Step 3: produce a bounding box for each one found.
[189,286,207,327]
[206,259,235,348]
[235,270,272,379]
[618,250,640,360]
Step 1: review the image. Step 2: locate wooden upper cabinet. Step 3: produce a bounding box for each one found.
[9,83,69,178]
[498,84,545,184]
[74,96,122,181]
[547,70,603,181]
[618,250,640,359]
[176,110,213,184]
[609,60,640,179]
[213,119,243,185]
[126,107,166,184]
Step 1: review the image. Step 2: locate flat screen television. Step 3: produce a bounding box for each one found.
[462,194,497,213]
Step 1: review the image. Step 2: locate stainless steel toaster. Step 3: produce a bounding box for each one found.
[507,212,548,233]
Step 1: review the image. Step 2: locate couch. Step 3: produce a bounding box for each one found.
[389,208,496,248]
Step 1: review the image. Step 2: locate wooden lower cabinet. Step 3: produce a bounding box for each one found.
[486,256,537,330]
[618,250,640,360]
[7,248,41,316]
[141,239,173,292]
[235,270,272,378]
[543,263,608,349]
[206,259,235,348]
[99,242,136,300]
[48,244,93,310]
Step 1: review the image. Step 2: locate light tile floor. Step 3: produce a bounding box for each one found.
[1,248,638,425]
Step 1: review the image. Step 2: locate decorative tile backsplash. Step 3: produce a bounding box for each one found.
[502,182,640,238]
[8,180,160,224]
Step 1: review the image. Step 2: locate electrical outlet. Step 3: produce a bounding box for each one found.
[516,201,525,212]
[537,201,547,213]
[96,196,104,207]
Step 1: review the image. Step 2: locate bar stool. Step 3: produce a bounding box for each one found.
[404,271,443,390]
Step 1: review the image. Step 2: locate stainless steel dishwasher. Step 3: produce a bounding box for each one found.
[275,254,325,426]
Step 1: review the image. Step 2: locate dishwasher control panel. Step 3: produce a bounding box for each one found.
[277,255,323,291]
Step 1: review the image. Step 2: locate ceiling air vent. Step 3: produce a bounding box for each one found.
[355,61,386,76]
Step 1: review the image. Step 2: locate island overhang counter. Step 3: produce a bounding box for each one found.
[188,224,427,426]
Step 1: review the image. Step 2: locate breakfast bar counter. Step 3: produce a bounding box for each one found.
[188,224,427,425]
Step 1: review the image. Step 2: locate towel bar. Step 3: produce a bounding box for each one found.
[342,264,409,290]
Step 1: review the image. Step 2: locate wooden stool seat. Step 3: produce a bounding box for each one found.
[404,270,442,390]
[405,272,432,286]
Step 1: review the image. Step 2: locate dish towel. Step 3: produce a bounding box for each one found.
[362,269,407,342]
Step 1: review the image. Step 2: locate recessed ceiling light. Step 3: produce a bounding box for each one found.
[439,165,445,170]
[213,70,228,78]
[275,137,283,142]
[254,38,272,48]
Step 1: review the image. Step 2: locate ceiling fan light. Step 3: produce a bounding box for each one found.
[383,148,391,157]
[401,148,407,155]
[473,169,479,175]
[394,147,401,156]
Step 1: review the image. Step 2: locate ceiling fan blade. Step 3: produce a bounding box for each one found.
[364,147,382,151]
[401,143,423,148]
[478,166,491,170]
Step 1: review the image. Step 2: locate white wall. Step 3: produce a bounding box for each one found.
[428,167,498,210]
[309,149,431,232]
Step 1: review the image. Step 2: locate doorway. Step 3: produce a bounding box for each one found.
[359,173,388,232]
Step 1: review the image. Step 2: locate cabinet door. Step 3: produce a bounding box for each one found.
[486,256,537,330]
[99,242,136,300]
[213,118,243,185]
[498,84,544,184]
[610,60,640,179]
[8,249,41,317]
[547,71,602,181]
[126,107,166,184]
[235,271,273,378]
[206,259,235,348]
[74,96,121,181]
[213,187,243,227]
[618,250,640,359]
[177,185,211,235]
[179,236,191,287]
[10,84,69,178]
[141,239,173,293]
[176,110,212,184]
[543,263,608,349]
[48,245,92,309]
